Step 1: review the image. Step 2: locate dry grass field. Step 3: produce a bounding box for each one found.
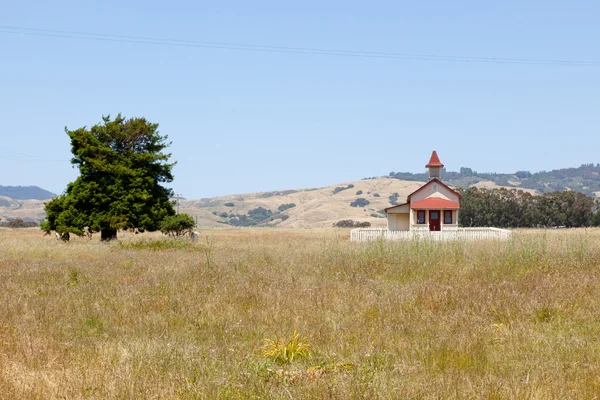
[2,228,600,399]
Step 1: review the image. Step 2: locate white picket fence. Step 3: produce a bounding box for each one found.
[350,227,512,242]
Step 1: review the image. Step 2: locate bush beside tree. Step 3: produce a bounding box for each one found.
[159,214,195,237]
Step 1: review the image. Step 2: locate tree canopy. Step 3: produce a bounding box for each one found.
[41,114,176,240]
[458,187,600,228]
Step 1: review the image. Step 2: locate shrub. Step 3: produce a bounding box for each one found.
[350,198,370,208]
[333,220,371,228]
[223,202,235,207]
[389,193,400,205]
[219,212,229,218]
[356,190,363,195]
[373,193,380,198]
[159,214,195,237]
[226,207,274,227]
[332,184,355,195]
[278,203,296,212]
[248,207,272,218]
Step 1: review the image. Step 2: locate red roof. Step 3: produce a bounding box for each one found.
[426,150,444,168]
[411,197,460,210]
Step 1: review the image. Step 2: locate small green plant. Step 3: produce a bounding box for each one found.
[200,235,215,268]
[262,330,312,364]
[535,306,557,323]
[80,316,106,336]
[223,202,235,207]
[68,268,80,287]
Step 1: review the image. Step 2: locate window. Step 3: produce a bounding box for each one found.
[430,211,439,220]
[417,211,425,224]
[433,183,438,192]
[444,210,452,224]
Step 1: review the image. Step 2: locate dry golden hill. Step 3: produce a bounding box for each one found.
[179,178,426,229]
[2,177,541,228]
[0,196,46,222]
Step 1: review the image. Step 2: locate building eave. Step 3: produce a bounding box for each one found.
[384,202,410,213]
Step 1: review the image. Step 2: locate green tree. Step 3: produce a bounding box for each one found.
[41,114,176,240]
[159,214,195,237]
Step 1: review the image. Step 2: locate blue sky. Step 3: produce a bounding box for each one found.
[1,1,598,198]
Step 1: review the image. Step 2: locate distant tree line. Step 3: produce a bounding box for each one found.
[0,218,39,228]
[389,164,600,196]
[458,187,600,228]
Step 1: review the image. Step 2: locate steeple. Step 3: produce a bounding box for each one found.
[426,150,444,180]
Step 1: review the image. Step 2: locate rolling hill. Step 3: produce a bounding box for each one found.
[3,163,600,227]
[0,196,47,222]
[179,178,424,229]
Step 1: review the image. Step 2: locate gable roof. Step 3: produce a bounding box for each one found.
[406,178,462,202]
[426,150,444,168]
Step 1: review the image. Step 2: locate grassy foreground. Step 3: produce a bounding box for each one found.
[1,228,600,399]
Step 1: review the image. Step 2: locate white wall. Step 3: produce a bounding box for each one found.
[387,213,410,231]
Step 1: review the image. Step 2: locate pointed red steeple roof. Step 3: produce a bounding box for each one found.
[426,150,444,168]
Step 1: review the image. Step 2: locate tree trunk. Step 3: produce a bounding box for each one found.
[101,228,117,241]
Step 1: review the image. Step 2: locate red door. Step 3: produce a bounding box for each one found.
[429,210,441,231]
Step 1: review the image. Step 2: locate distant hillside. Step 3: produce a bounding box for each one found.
[0,185,55,200]
[179,178,424,229]
[388,164,600,197]
[4,162,600,228]
[0,196,46,222]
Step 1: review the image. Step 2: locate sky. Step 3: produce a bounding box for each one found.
[1,1,599,199]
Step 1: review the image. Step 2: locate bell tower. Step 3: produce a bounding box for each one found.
[426,150,444,180]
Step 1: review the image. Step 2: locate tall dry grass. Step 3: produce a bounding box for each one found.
[1,228,600,399]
